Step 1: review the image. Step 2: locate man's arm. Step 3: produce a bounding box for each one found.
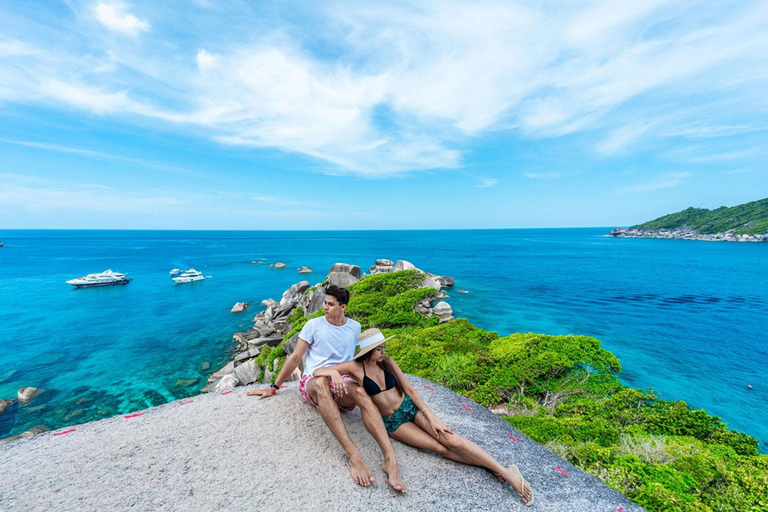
[246,337,310,399]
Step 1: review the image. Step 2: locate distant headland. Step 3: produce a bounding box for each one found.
[609,197,768,242]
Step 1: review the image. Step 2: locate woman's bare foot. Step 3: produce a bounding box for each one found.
[349,454,374,487]
[506,464,534,506]
[382,456,407,493]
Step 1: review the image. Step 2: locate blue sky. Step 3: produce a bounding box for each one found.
[1,0,766,229]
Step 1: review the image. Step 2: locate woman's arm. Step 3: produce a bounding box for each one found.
[312,361,362,396]
[387,358,453,438]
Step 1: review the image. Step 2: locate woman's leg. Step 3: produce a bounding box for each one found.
[391,420,533,505]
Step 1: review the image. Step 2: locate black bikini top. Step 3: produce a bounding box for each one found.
[362,363,397,396]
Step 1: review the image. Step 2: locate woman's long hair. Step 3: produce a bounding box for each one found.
[360,351,404,395]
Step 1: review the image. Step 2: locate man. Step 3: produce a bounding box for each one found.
[247,285,406,493]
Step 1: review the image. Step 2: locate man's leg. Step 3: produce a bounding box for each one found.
[337,383,407,493]
[306,376,374,487]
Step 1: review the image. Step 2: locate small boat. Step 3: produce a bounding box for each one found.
[172,268,208,283]
[169,268,181,275]
[0,242,4,247]
[66,270,131,288]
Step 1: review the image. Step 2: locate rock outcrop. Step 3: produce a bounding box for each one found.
[205,259,456,392]
[230,302,250,313]
[0,399,12,416]
[608,227,767,242]
[17,387,41,405]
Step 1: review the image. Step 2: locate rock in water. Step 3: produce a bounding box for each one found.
[273,262,286,269]
[231,302,250,313]
[0,399,12,416]
[17,387,41,405]
[298,266,312,274]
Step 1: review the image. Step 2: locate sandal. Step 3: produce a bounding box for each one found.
[508,464,535,507]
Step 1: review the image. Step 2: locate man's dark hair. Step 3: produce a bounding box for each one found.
[324,284,350,306]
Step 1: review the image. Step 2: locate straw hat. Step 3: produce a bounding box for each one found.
[354,328,395,360]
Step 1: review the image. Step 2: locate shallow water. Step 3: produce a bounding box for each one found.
[0,229,765,450]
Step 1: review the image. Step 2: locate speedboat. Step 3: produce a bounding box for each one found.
[169,268,181,275]
[66,270,131,288]
[172,268,208,283]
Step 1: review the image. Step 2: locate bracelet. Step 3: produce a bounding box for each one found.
[270,383,279,392]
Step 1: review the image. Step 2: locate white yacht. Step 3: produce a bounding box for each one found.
[66,270,131,288]
[172,268,208,283]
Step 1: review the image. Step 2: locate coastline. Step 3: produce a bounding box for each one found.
[3,257,766,510]
[608,227,767,242]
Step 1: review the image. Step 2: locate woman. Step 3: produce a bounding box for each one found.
[313,328,534,506]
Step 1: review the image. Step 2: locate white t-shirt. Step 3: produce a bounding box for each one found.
[299,316,361,376]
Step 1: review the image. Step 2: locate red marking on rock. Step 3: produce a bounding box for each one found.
[221,390,233,395]
[179,400,193,405]
[461,404,474,412]
[124,413,144,419]
[618,508,625,512]
[424,385,435,391]
[506,433,519,442]
[555,466,570,477]
[53,428,76,436]
[280,386,287,389]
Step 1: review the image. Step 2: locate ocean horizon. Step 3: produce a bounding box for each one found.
[1,228,766,451]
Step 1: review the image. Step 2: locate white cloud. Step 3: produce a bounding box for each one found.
[524,171,560,180]
[94,1,149,36]
[478,178,497,188]
[615,172,692,193]
[2,0,768,175]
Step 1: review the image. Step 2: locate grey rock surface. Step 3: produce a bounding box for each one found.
[328,271,360,288]
[328,263,361,279]
[0,376,643,512]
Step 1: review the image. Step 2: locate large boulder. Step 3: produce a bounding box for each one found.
[273,298,298,319]
[283,333,300,356]
[328,263,361,279]
[375,259,393,266]
[437,275,455,288]
[0,399,12,416]
[432,301,454,323]
[209,374,239,393]
[420,276,442,291]
[327,272,359,288]
[283,281,310,301]
[298,267,312,274]
[233,360,262,386]
[305,288,326,314]
[246,336,284,348]
[18,387,41,405]
[273,262,286,269]
[394,260,417,271]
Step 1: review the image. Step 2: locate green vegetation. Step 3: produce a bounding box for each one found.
[275,270,768,510]
[634,197,768,235]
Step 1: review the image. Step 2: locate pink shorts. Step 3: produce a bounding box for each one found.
[299,373,356,412]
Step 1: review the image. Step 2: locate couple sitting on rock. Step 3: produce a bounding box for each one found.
[248,284,534,506]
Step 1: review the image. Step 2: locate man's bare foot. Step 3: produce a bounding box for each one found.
[349,454,374,487]
[382,456,407,494]
[506,464,534,506]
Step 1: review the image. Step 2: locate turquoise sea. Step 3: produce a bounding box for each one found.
[0,229,766,450]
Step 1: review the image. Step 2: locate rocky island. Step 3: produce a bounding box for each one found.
[609,197,768,242]
[1,259,766,511]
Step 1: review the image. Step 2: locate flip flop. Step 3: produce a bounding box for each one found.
[508,464,535,507]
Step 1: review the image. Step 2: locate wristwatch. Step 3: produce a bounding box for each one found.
[270,383,279,392]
